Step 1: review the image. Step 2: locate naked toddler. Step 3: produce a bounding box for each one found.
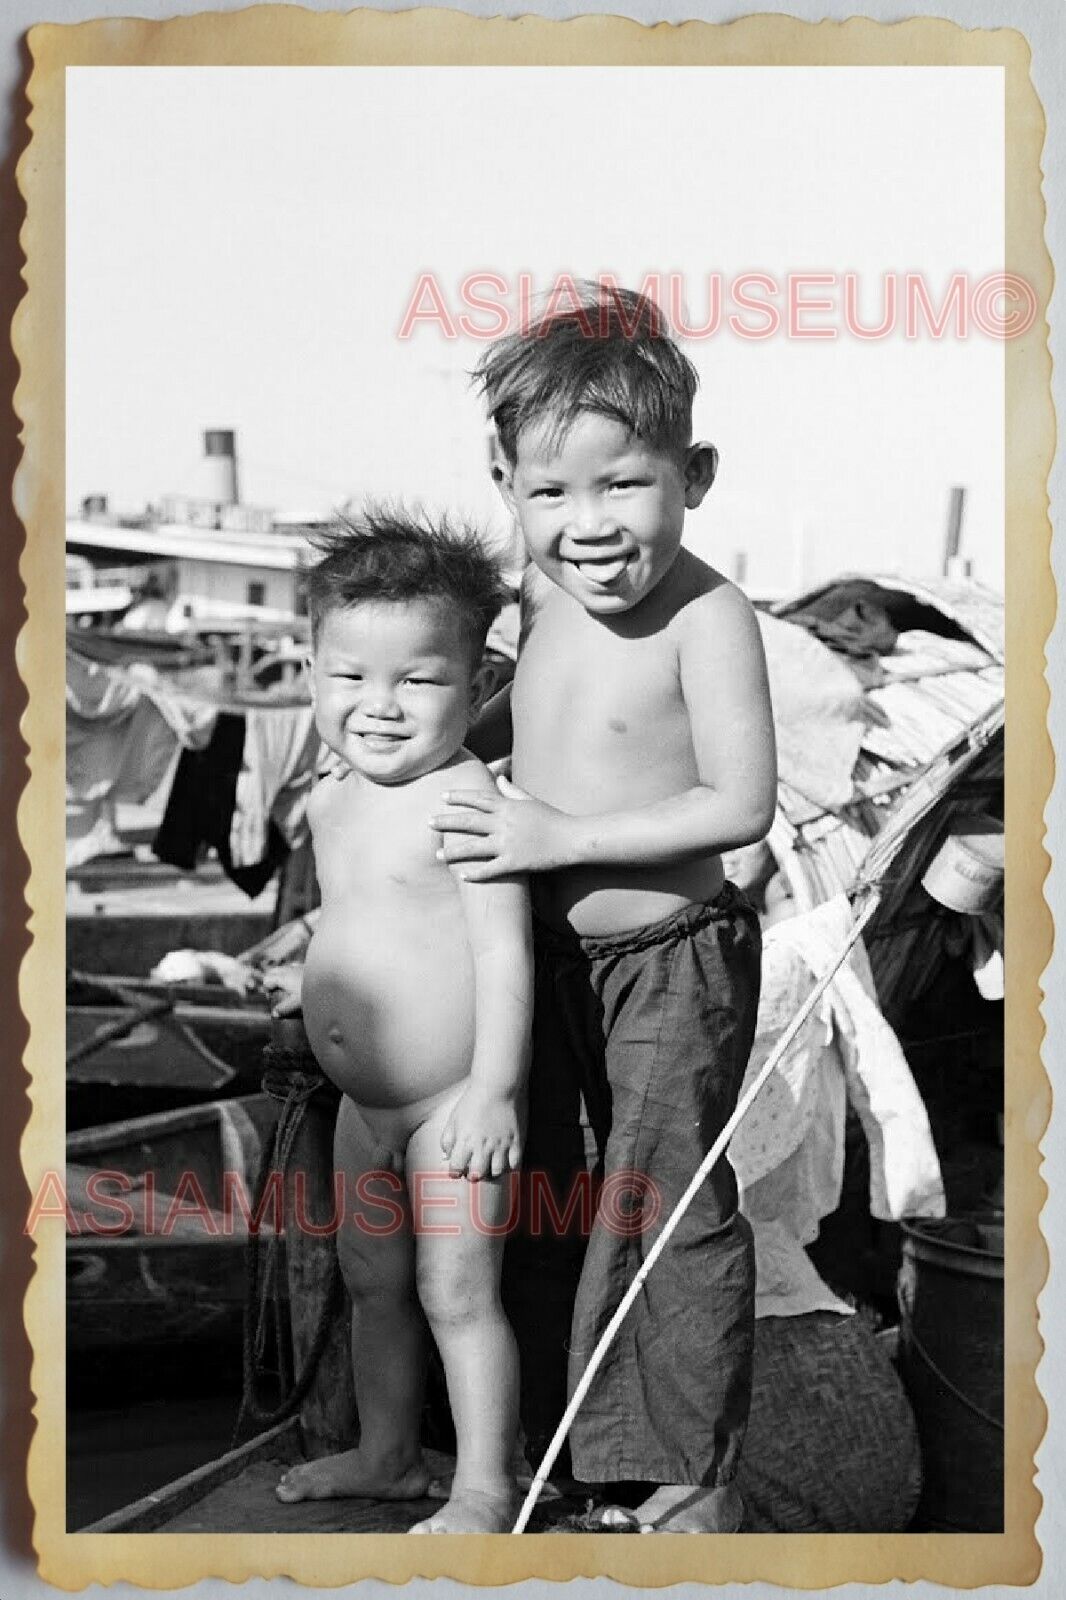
[271,509,532,1534]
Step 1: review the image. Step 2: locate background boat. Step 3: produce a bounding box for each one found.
[67,1093,280,1355]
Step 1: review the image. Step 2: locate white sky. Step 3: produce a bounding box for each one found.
[67,66,1004,590]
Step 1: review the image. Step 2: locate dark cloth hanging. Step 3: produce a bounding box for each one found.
[153,711,288,899]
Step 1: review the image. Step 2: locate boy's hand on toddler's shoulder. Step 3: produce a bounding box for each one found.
[440,1083,523,1181]
[431,776,574,880]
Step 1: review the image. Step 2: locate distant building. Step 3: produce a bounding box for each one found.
[66,517,319,625]
[67,427,334,628]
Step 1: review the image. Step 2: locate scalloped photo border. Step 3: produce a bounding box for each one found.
[13,7,1053,1588]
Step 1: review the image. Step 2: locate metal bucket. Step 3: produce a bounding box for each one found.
[921,817,1004,915]
[897,1215,1004,1531]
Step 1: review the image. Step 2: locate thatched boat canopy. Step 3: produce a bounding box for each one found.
[760,575,1003,1023]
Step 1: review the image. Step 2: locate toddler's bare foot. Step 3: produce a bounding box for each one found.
[276,1446,430,1504]
[408,1482,520,1533]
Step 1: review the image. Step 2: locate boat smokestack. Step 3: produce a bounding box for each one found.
[202,429,239,506]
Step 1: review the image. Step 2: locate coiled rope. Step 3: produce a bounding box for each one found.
[234,1041,344,1441]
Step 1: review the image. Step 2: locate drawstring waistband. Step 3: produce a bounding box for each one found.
[534,879,751,962]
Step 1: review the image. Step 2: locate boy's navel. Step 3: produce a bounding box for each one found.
[608,717,628,734]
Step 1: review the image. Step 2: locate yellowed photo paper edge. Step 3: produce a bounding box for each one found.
[12,7,1053,1588]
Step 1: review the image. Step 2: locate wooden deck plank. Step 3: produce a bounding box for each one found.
[83,1418,301,1533]
[88,1433,594,1534]
[162,1460,442,1534]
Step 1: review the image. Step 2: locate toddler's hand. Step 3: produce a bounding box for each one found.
[261,963,304,1017]
[431,777,574,880]
[440,1084,523,1181]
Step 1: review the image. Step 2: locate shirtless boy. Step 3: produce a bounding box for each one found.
[271,509,532,1533]
[434,285,778,1532]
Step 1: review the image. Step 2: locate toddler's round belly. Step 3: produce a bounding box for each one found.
[301,910,477,1107]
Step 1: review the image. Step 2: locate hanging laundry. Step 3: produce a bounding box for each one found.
[153,713,286,899]
[745,1217,855,1320]
[730,925,846,1317]
[228,705,320,869]
[66,646,216,867]
[731,896,945,1317]
[794,897,943,1217]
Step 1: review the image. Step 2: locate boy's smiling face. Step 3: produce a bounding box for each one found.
[502,412,717,616]
[311,600,491,785]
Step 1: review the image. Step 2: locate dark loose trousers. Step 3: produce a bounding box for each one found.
[502,883,762,1487]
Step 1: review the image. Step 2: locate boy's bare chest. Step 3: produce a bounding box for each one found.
[513,602,692,789]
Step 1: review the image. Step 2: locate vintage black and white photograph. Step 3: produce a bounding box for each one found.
[24,27,1044,1578]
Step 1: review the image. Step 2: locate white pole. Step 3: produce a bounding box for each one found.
[511,891,881,1533]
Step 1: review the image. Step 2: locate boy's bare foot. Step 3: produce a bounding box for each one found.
[408,1483,521,1533]
[594,1483,743,1533]
[275,1447,430,1504]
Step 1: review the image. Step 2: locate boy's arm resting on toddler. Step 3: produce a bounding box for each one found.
[434,586,778,878]
[440,867,533,1180]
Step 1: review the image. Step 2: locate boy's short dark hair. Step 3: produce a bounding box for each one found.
[305,506,509,660]
[474,280,699,466]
